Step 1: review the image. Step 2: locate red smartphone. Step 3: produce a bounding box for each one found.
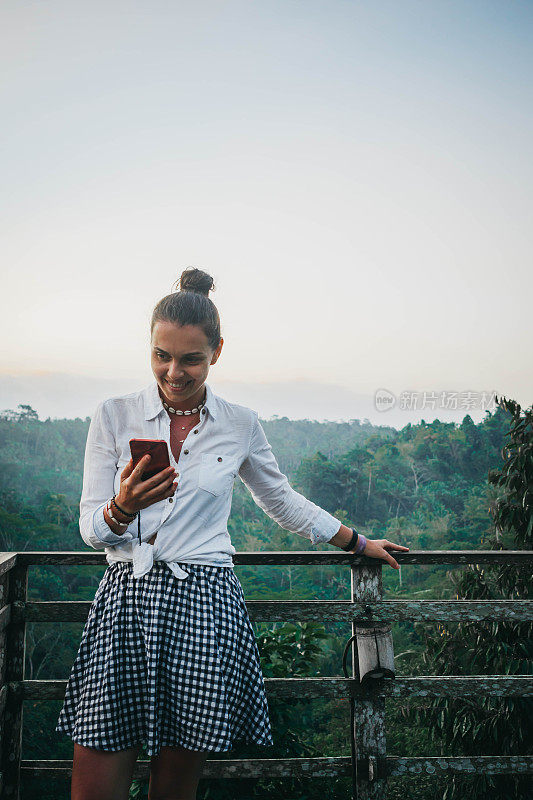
[129,439,171,481]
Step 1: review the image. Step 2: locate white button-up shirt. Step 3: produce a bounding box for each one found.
[80,380,341,579]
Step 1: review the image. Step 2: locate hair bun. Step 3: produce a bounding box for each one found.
[177,267,215,297]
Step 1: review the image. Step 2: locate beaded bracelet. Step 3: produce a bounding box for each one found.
[112,495,137,519]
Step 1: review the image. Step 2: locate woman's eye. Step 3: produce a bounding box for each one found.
[155,353,201,363]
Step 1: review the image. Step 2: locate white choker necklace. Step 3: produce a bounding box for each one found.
[161,393,206,416]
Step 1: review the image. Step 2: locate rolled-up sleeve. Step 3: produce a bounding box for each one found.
[238,412,341,545]
[79,400,137,550]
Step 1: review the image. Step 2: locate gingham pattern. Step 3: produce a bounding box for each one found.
[55,561,274,756]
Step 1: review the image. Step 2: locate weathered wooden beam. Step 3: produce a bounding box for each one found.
[14,553,107,567]
[0,571,7,782]
[19,675,533,702]
[22,756,353,780]
[18,599,533,624]
[273,675,533,699]
[19,754,533,781]
[0,557,17,580]
[0,686,7,720]
[246,599,533,623]
[12,550,533,567]
[0,607,12,636]
[0,595,8,688]
[0,564,27,800]
[386,755,533,777]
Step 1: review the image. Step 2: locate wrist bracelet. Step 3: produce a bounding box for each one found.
[105,501,129,529]
[112,495,138,519]
[354,533,367,554]
[342,527,359,552]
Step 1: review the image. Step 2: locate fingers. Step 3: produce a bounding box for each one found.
[380,540,405,568]
[143,472,177,502]
[139,462,176,488]
[133,454,152,475]
[382,550,400,569]
[382,540,409,551]
[144,466,176,494]
[130,457,175,490]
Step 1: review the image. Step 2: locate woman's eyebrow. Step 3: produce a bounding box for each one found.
[154,347,205,357]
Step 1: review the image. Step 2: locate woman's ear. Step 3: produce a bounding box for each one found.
[210,337,224,365]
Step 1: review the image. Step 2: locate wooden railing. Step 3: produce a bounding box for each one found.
[0,549,532,799]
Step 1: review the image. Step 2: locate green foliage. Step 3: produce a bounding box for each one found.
[257,621,330,678]
[406,396,533,800]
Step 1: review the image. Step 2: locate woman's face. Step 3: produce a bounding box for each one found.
[151,320,223,409]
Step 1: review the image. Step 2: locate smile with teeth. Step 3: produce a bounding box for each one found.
[166,380,191,389]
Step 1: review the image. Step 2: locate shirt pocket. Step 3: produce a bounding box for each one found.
[198,452,239,496]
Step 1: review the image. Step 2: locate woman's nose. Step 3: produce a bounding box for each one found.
[167,367,185,379]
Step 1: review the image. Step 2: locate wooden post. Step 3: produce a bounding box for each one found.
[351,564,387,799]
[0,565,9,798]
[1,562,27,800]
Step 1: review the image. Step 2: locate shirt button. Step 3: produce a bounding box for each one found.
[202,409,206,414]
[193,430,198,434]
[217,457,222,462]
[184,449,189,455]
[175,472,180,477]
[169,498,173,503]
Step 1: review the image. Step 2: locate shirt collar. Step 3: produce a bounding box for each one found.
[143,380,218,421]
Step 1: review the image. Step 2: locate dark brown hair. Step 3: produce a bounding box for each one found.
[150,268,221,352]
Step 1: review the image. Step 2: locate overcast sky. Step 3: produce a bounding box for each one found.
[1,0,531,424]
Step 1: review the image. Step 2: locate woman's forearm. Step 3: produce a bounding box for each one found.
[328,523,358,549]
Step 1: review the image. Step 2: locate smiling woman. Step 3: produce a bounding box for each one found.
[55,266,408,800]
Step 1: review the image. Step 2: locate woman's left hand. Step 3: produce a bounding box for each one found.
[350,538,409,570]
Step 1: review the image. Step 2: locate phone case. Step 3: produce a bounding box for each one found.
[129,438,171,481]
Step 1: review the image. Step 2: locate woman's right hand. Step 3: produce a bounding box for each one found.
[116,455,178,514]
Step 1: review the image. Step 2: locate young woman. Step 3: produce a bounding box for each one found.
[55,268,408,800]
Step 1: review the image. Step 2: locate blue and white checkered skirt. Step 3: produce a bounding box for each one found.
[55,560,274,756]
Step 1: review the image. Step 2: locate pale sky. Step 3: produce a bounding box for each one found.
[1,0,531,424]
